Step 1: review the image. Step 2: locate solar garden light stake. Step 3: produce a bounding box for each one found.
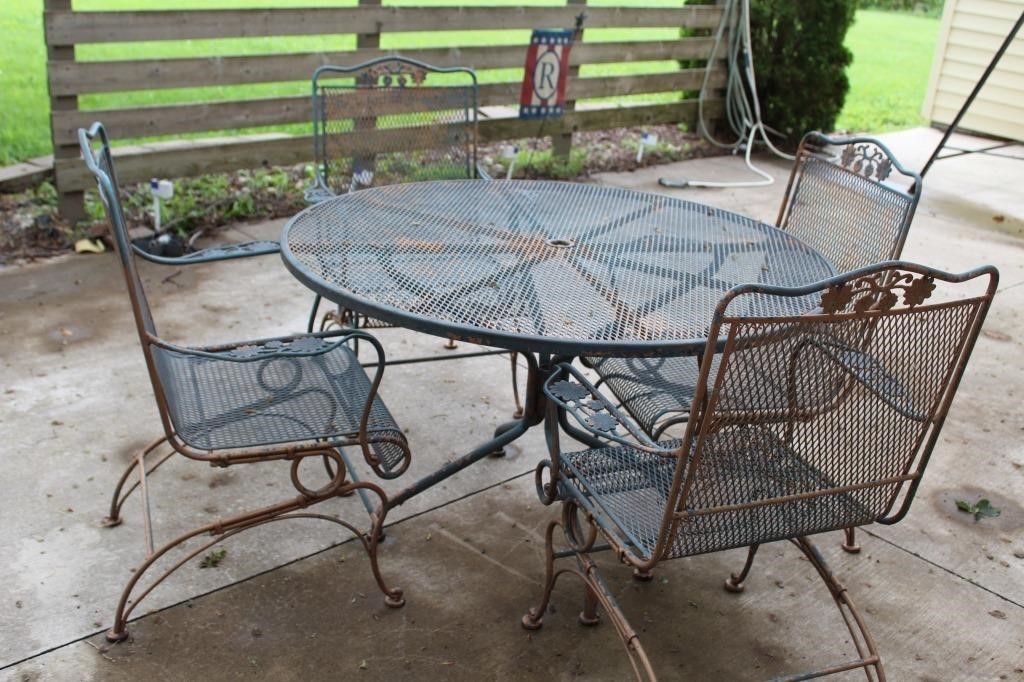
[501,144,519,179]
[148,178,173,233]
[348,168,374,194]
[636,132,658,164]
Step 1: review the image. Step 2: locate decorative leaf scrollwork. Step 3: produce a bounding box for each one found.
[820,284,855,314]
[902,275,936,306]
[585,411,619,433]
[548,379,589,402]
[361,63,429,88]
[839,143,893,181]
[548,378,622,437]
[820,270,936,315]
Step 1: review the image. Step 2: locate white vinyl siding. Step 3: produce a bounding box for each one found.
[922,0,1024,141]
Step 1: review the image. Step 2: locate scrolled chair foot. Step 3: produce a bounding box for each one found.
[105,627,130,643]
[723,575,745,593]
[100,516,123,528]
[578,611,600,626]
[521,608,545,631]
[632,568,653,582]
[384,589,406,609]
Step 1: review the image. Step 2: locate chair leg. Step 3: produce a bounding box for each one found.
[724,544,760,593]
[579,585,601,626]
[632,567,654,582]
[521,519,563,631]
[102,436,172,528]
[444,338,458,350]
[321,452,355,498]
[521,511,656,681]
[106,478,403,642]
[790,536,886,681]
[361,506,404,608]
[841,527,861,554]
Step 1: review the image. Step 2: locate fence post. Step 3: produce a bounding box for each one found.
[552,0,587,160]
[354,0,382,174]
[44,0,86,223]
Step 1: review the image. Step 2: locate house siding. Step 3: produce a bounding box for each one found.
[922,0,1024,141]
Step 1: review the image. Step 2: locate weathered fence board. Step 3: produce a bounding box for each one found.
[52,70,724,145]
[55,100,722,192]
[45,3,726,220]
[45,6,722,44]
[49,39,718,96]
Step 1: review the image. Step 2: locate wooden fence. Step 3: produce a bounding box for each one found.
[44,1,726,220]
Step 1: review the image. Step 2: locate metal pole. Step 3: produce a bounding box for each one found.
[919,10,1024,181]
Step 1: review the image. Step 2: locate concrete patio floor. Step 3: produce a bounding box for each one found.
[1,127,1022,680]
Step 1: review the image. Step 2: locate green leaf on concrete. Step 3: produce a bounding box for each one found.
[954,498,1001,521]
[974,499,1001,519]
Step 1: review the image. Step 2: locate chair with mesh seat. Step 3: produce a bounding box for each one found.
[587,132,922,449]
[523,261,996,680]
[303,55,524,414]
[80,122,411,643]
[304,54,489,335]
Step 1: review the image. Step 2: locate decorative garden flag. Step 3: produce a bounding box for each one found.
[519,29,575,119]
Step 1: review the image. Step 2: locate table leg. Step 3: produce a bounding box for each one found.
[386,352,546,511]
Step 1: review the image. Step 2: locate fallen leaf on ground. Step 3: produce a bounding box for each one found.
[955,498,1001,521]
[74,238,106,254]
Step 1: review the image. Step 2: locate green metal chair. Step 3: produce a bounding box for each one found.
[303,55,523,415]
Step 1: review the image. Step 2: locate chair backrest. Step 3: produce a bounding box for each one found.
[777,132,921,274]
[79,123,158,341]
[312,56,479,194]
[663,262,996,558]
[80,123,194,446]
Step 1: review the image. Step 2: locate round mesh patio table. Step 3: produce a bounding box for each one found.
[281,180,834,357]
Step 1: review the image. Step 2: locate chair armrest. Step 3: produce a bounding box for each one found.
[475,162,492,180]
[150,329,379,364]
[544,362,676,455]
[132,240,280,265]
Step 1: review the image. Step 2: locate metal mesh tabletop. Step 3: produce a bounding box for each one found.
[281,180,835,356]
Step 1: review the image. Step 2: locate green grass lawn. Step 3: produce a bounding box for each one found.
[0,1,939,166]
[835,9,940,132]
[0,1,51,165]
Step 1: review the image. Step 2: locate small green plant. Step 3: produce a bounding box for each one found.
[199,548,228,568]
[515,149,587,180]
[955,498,1001,521]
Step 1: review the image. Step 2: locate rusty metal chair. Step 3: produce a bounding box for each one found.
[80,122,410,643]
[587,132,923,446]
[525,261,996,680]
[303,55,523,414]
